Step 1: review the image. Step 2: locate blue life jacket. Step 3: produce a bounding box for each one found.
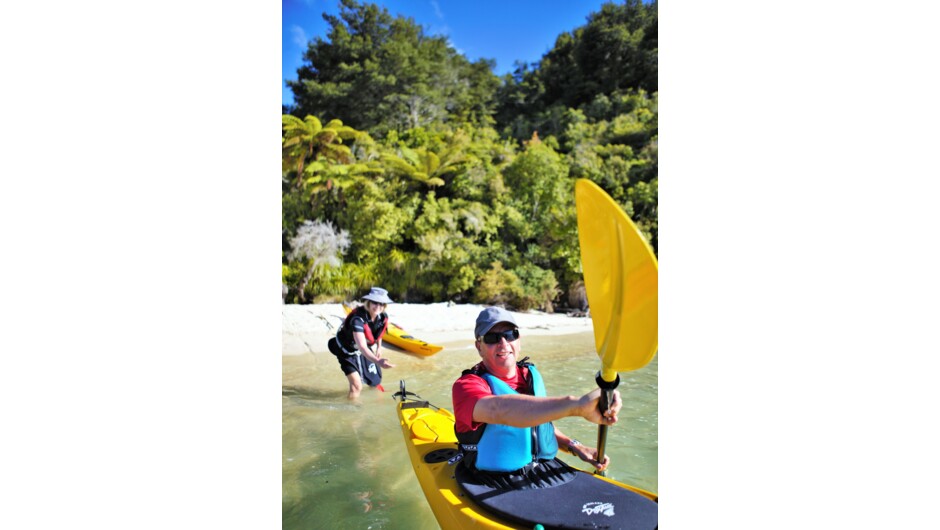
[468,363,559,472]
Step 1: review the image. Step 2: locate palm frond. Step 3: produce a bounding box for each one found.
[422,150,441,175]
[397,146,420,167]
[303,115,323,134]
[281,115,305,129]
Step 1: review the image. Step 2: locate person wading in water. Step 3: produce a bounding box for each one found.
[328,287,396,399]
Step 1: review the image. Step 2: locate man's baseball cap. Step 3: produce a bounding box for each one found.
[474,307,518,338]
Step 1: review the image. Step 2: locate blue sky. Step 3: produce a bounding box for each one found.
[283,0,614,107]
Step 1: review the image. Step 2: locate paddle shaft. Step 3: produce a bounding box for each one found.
[595,425,608,476]
[594,372,620,476]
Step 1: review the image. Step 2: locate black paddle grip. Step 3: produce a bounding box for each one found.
[595,372,621,414]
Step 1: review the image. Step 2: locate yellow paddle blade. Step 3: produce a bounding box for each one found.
[575,179,658,379]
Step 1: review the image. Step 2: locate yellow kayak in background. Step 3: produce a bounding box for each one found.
[342,303,443,356]
[393,382,658,530]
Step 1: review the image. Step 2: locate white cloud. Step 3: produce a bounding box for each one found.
[290,25,308,49]
[431,0,444,20]
[439,33,461,54]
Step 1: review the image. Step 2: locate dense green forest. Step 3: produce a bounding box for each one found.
[283,0,657,311]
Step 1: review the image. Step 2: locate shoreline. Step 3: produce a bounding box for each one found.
[282,302,594,356]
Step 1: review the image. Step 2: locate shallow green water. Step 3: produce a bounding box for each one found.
[282,331,657,529]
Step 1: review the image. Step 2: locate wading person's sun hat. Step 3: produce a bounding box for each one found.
[362,287,394,305]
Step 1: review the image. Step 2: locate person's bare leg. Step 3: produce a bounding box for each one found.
[346,372,363,399]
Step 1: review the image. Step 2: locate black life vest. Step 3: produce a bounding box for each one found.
[337,305,389,352]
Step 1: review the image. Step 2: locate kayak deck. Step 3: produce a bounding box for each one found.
[394,383,658,530]
[386,321,443,356]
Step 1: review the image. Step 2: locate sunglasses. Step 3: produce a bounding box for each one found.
[480,328,520,345]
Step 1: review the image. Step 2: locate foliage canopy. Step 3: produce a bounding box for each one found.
[283,0,657,310]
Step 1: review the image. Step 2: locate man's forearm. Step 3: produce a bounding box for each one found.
[473,394,579,427]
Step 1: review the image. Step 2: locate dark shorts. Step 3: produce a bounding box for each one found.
[327,337,383,386]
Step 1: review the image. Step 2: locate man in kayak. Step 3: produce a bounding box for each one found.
[452,306,620,474]
[328,287,396,399]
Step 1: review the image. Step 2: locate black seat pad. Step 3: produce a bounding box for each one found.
[454,458,657,530]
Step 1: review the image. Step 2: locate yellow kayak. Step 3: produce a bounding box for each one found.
[393,382,658,530]
[341,303,443,356]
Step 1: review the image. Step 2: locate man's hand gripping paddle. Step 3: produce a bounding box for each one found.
[575,179,658,475]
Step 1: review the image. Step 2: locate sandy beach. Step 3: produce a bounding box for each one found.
[282,302,594,355]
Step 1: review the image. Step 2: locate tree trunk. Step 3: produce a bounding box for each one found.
[297,265,316,303]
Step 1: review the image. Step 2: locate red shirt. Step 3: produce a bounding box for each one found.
[452,362,532,433]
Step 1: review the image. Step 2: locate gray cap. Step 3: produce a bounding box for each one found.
[474,307,518,338]
[361,287,394,305]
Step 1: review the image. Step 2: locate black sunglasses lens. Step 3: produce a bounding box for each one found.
[483,329,519,344]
